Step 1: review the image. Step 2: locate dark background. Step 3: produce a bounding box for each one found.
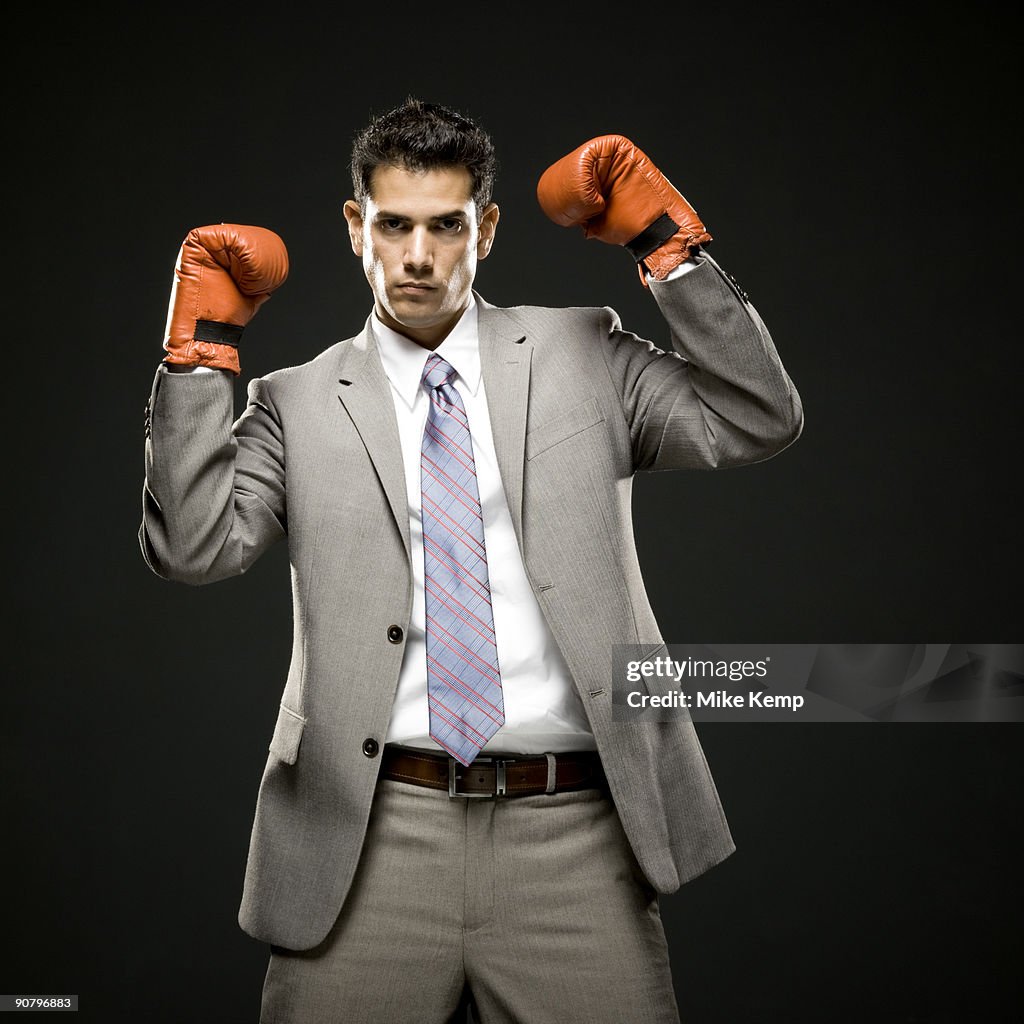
[4,4,1021,1022]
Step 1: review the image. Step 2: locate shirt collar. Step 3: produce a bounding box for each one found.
[372,296,481,411]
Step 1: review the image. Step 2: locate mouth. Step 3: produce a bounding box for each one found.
[396,282,436,294]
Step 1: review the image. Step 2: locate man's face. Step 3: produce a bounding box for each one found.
[343,164,499,349]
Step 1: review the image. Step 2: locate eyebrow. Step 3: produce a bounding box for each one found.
[374,210,468,222]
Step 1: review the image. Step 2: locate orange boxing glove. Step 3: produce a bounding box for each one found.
[161,224,289,375]
[536,135,712,286]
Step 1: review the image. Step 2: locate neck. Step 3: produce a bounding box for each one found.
[374,300,471,351]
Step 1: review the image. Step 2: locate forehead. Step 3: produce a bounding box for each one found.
[367,164,475,214]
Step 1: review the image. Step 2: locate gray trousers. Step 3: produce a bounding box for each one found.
[259,775,682,1024]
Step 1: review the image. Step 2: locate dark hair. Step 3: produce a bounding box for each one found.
[350,97,497,214]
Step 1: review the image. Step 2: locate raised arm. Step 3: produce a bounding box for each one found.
[537,134,803,471]
[139,224,290,584]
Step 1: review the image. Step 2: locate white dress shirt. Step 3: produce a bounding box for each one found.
[373,297,596,755]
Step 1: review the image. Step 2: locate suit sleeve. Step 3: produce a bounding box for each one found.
[138,364,287,585]
[598,249,804,471]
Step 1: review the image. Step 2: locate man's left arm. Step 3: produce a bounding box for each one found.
[605,248,803,471]
[538,135,803,471]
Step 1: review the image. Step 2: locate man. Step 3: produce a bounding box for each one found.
[140,98,803,1023]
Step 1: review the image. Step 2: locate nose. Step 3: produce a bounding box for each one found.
[403,226,433,273]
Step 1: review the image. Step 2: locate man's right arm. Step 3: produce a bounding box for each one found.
[140,365,287,584]
[139,223,289,585]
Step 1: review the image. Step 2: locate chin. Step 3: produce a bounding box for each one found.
[392,300,443,324]
[390,308,435,331]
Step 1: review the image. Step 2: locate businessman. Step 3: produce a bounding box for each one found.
[140,98,803,1023]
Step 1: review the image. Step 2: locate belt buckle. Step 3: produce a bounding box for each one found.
[448,756,509,798]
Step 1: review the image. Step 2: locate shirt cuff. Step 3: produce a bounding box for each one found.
[164,364,219,374]
[647,253,702,284]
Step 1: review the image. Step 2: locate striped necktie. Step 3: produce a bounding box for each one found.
[420,353,504,766]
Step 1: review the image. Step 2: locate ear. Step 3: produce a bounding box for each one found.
[476,202,500,260]
[342,200,364,257]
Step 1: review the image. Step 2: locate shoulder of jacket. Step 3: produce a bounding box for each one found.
[245,335,358,393]
[490,301,622,335]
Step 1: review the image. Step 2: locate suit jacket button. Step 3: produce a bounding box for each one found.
[362,738,379,758]
[387,624,404,644]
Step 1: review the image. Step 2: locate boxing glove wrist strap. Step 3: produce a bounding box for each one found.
[193,320,245,347]
[623,213,681,262]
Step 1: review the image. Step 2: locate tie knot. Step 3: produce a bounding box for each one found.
[421,354,457,393]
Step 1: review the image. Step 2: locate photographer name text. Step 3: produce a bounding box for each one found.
[624,655,805,711]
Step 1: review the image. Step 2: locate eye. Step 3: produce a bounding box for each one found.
[438,218,463,233]
[379,218,406,232]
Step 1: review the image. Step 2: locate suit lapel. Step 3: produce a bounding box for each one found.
[476,295,531,551]
[333,298,532,561]
[335,319,412,560]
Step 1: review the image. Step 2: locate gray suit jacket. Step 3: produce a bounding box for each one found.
[139,251,803,950]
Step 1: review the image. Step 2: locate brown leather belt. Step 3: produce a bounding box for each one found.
[380,745,608,799]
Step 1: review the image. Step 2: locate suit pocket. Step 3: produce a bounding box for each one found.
[526,396,605,460]
[268,702,306,765]
[636,643,679,698]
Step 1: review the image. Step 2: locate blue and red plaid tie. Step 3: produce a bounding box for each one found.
[420,353,504,766]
